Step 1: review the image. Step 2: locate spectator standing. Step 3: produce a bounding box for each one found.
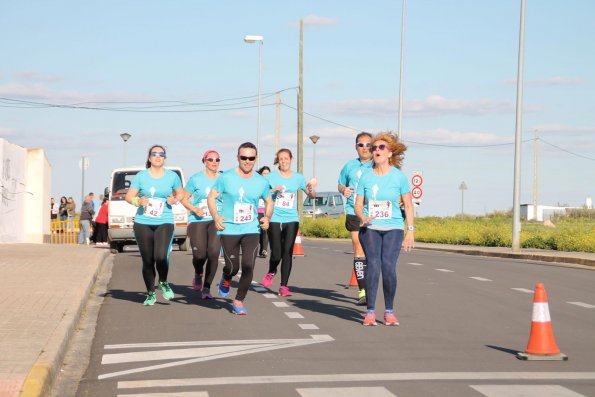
[78,195,95,244]
[51,197,59,220]
[94,197,109,246]
[59,196,68,221]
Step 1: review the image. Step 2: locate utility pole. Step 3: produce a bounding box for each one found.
[459,181,467,217]
[275,92,281,153]
[397,0,406,140]
[533,128,538,221]
[297,18,304,222]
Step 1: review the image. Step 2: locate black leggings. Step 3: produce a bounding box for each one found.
[187,221,221,289]
[133,223,174,292]
[220,234,259,301]
[257,213,269,254]
[267,222,299,287]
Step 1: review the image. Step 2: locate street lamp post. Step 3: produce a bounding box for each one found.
[244,35,264,168]
[120,132,132,166]
[309,135,320,219]
[459,181,468,216]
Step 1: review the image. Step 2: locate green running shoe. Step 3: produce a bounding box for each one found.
[159,281,174,300]
[143,291,157,306]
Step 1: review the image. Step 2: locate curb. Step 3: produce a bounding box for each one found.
[19,250,111,397]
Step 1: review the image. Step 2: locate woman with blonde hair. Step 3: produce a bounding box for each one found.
[354,132,414,326]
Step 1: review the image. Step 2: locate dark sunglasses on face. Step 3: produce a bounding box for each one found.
[205,158,221,163]
[239,156,256,161]
[372,144,387,152]
[150,152,166,158]
[356,142,371,148]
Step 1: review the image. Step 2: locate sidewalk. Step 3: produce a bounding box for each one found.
[0,244,109,397]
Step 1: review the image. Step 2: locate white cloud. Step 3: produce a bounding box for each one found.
[289,15,338,28]
[324,95,541,118]
[405,128,512,146]
[0,83,155,103]
[505,76,588,86]
[14,71,63,83]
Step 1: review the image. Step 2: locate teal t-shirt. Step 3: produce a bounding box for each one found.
[185,171,220,223]
[338,158,373,215]
[266,171,307,223]
[213,168,271,235]
[131,169,182,225]
[356,167,411,229]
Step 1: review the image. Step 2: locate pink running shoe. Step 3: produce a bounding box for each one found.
[261,272,275,288]
[192,275,203,291]
[384,312,400,326]
[278,286,292,297]
[201,288,213,300]
[363,312,377,326]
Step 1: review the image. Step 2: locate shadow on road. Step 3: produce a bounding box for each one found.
[286,286,363,324]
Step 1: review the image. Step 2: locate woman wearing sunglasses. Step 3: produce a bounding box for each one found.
[354,132,415,326]
[181,150,222,299]
[126,145,185,306]
[261,149,316,296]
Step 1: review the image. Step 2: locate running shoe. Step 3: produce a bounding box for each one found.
[356,289,367,306]
[159,281,174,300]
[259,250,268,258]
[192,274,203,291]
[278,286,292,297]
[218,276,231,297]
[201,288,213,300]
[261,272,275,288]
[232,300,248,315]
[363,312,377,326]
[143,291,157,306]
[384,312,400,326]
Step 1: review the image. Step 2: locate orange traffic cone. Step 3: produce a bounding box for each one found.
[517,283,567,361]
[348,269,358,287]
[292,230,304,256]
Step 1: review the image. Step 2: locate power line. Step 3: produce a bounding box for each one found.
[539,137,595,161]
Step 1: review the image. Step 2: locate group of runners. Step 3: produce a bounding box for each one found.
[125,131,414,325]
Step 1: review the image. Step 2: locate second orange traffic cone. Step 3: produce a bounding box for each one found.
[516,283,567,361]
[348,269,358,287]
[292,230,304,256]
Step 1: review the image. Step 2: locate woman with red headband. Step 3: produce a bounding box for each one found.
[181,149,222,299]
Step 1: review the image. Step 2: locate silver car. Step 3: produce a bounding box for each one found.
[303,191,345,218]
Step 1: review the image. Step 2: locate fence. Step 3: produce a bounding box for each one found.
[50,220,80,244]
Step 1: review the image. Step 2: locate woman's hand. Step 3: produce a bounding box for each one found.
[402,232,415,252]
[213,216,226,231]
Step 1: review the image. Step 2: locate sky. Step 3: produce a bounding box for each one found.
[1,0,594,217]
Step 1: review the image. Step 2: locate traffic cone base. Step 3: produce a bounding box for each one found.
[516,283,567,361]
[292,230,304,256]
[348,269,358,288]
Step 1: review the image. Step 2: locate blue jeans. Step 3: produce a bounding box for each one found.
[78,220,91,244]
[358,227,404,312]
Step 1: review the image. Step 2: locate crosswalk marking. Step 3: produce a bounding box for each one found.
[252,287,267,292]
[511,288,534,294]
[273,302,290,308]
[470,384,587,397]
[408,262,424,266]
[568,301,595,309]
[285,312,304,319]
[299,324,319,330]
[469,277,492,282]
[297,387,395,397]
[263,293,277,298]
[435,269,454,272]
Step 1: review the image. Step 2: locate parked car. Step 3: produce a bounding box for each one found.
[303,191,345,218]
[105,166,189,253]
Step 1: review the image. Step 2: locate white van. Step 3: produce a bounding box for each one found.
[106,166,189,252]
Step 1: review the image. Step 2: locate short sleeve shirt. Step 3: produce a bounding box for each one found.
[213,168,271,235]
[356,167,411,229]
[338,158,374,215]
[185,171,220,223]
[266,171,307,223]
[131,169,182,225]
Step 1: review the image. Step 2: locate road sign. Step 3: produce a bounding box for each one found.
[412,174,423,187]
[412,187,423,199]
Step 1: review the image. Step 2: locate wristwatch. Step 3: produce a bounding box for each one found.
[407,225,415,232]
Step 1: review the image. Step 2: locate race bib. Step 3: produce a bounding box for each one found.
[198,199,211,218]
[145,197,165,218]
[257,198,265,209]
[275,192,295,209]
[368,200,392,220]
[234,203,254,224]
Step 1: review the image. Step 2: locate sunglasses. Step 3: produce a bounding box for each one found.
[239,156,256,161]
[150,152,166,158]
[372,144,387,152]
[356,142,371,148]
[205,157,221,163]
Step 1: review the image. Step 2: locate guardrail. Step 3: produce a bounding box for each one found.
[50,220,80,244]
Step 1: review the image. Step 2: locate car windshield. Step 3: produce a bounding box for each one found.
[303,196,328,206]
[110,170,182,201]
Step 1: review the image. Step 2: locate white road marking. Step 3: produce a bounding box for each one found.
[469,277,492,282]
[297,387,395,397]
[263,293,277,299]
[568,301,595,309]
[118,393,208,397]
[470,384,586,397]
[273,302,290,308]
[99,335,333,380]
[285,312,304,319]
[118,372,595,389]
[320,247,329,250]
[435,269,454,272]
[298,324,319,330]
[408,262,424,266]
[252,287,267,292]
[511,288,534,294]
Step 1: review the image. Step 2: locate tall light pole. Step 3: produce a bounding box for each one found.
[459,181,468,216]
[309,135,320,219]
[244,34,264,168]
[120,132,132,166]
[397,0,406,140]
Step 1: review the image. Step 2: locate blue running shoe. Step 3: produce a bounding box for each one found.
[232,300,247,315]
[218,276,231,297]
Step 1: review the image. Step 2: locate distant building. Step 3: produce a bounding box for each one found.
[521,204,582,222]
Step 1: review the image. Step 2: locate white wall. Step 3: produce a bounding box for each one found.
[25,148,51,243]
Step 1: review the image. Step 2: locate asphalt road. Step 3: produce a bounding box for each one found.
[72,239,595,397]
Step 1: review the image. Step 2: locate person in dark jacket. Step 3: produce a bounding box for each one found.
[78,195,95,244]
